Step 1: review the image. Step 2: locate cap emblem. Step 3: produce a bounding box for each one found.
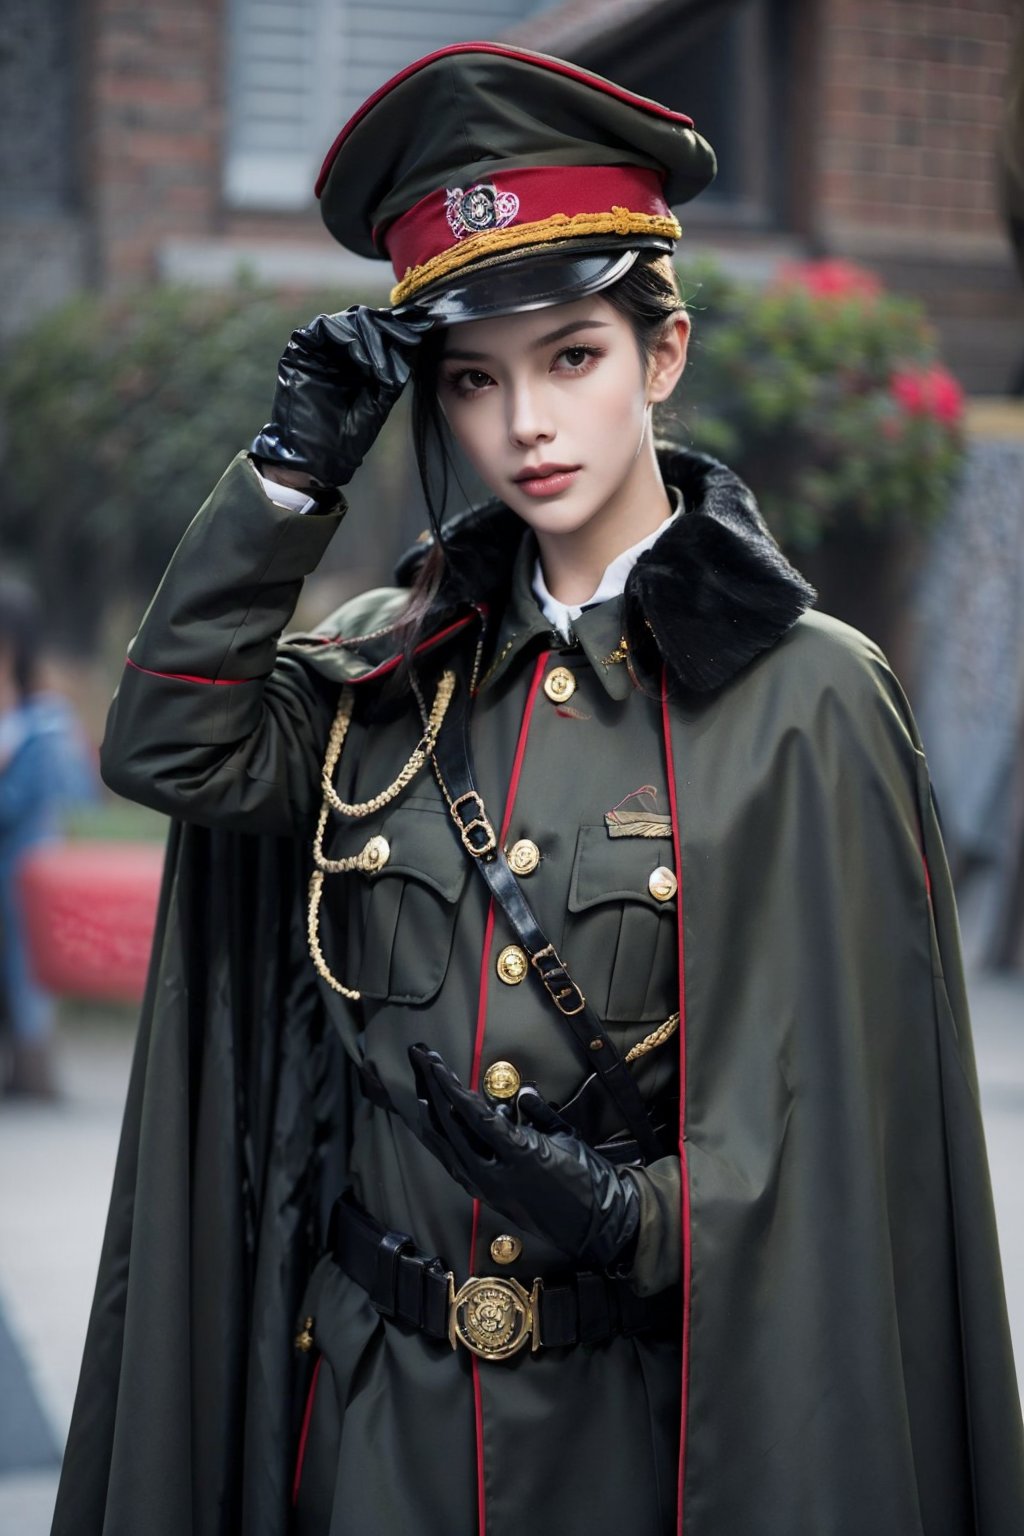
[446,182,520,240]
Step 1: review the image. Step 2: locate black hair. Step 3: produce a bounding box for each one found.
[0,574,43,701]
[396,250,687,653]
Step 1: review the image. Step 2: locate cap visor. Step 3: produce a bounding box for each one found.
[396,245,655,325]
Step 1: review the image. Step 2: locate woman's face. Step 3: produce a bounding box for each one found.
[436,294,688,543]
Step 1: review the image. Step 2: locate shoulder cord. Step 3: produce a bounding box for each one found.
[306,663,679,1062]
[307,668,457,999]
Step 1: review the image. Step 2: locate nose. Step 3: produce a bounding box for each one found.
[507,379,554,448]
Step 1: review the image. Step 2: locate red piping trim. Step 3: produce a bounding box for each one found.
[922,854,932,904]
[132,614,477,691]
[291,1355,322,1507]
[125,657,248,687]
[315,42,693,196]
[345,615,477,685]
[661,676,691,1536]
[465,649,549,1536]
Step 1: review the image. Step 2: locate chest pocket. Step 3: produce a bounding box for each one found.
[563,825,678,1024]
[324,799,469,1005]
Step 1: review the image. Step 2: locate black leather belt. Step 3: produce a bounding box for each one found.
[328,1189,678,1362]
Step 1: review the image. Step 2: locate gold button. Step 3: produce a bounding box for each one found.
[543,666,576,703]
[483,1061,521,1100]
[490,1234,523,1265]
[496,944,528,985]
[648,865,677,902]
[507,838,540,876]
[361,834,390,873]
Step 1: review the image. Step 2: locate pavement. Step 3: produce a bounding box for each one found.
[1,974,1023,1535]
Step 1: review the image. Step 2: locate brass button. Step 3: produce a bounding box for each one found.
[496,944,528,985]
[648,865,677,902]
[483,1061,521,1100]
[490,1234,523,1265]
[361,834,390,873]
[294,1316,315,1352]
[543,666,576,703]
[507,838,540,876]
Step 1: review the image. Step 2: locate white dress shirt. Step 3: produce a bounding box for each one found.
[531,487,683,639]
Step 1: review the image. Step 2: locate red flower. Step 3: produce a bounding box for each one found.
[890,371,926,413]
[924,365,965,425]
[774,259,883,300]
[889,365,964,425]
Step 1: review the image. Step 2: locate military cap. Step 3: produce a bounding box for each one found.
[315,41,716,322]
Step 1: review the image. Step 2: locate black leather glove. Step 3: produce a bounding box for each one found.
[408,1043,642,1272]
[250,305,433,488]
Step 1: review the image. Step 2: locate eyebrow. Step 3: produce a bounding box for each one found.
[440,318,611,362]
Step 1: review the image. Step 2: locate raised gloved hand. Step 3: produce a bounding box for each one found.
[408,1043,642,1272]
[250,305,433,488]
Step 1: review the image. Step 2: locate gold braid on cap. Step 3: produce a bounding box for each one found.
[390,207,682,305]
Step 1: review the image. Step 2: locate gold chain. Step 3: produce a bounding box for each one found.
[624,1011,680,1063]
[319,670,456,819]
[307,652,679,1066]
[306,668,457,999]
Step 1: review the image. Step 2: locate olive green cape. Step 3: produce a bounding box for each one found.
[51,450,1024,1535]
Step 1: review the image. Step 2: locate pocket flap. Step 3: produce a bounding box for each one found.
[568,824,676,912]
[328,799,468,904]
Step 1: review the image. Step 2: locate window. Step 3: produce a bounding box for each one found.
[225,0,556,210]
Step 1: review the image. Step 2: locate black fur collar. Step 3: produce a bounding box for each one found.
[399,445,816,696]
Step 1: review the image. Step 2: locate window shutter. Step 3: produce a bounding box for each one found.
[225,0,553,212]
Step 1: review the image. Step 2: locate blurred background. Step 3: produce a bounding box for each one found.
[1,0,1023,1528]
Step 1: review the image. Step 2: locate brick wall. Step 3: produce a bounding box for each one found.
[819,0,1015,241]
[21,0,1024,390]
[816,0,1023,391]
[0,0,87,334]
[89,0,225,285]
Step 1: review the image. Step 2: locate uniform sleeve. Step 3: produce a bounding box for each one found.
[622,1156,681,1296]
[100,452,346,835]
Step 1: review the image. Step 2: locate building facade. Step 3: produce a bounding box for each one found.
[1,0,1021,390]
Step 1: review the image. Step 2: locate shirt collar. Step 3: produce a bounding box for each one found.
[530,487,683,641]
[477,486,683,700]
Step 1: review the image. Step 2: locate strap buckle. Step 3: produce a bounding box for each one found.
[531,943,587,1016]
[446,1272,542,1360]
[449,791,497,857]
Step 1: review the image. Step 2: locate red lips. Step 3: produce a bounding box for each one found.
[513,462,579,482]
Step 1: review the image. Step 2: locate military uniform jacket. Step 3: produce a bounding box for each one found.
[52,448,1024,1536]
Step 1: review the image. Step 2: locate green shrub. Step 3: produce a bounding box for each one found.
[1,260,967,657]
[676,256,967,550]
[0,278,411,651]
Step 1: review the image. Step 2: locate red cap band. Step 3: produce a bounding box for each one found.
[382,165,680,307]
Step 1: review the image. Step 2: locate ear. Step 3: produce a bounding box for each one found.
[646,312,691,404]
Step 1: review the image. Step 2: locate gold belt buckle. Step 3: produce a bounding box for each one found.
[446,1273,542,1361]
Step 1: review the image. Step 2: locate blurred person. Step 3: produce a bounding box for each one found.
[53,44,1023,1536]
[0,575,99,1097]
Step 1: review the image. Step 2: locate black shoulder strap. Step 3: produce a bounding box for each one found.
[433,672,663,1164]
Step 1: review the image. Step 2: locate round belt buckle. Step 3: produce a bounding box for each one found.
[448,1274,539,1361]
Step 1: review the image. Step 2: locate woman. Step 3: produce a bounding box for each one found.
[52,43,1024,1536]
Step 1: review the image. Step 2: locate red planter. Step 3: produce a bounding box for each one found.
[18,840,165,1004]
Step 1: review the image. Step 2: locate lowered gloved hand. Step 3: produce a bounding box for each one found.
[408,1043,642,1273]
[250,304,433,488]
